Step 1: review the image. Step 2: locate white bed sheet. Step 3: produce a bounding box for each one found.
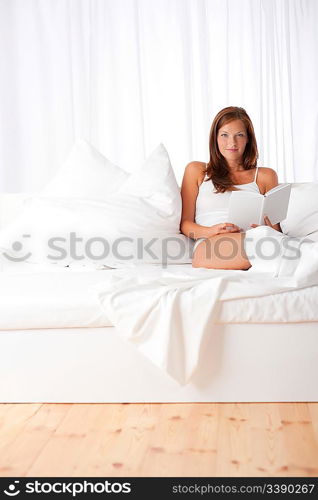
[0,266,112,330]
[1,263,318,330]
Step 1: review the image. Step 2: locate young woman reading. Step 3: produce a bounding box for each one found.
[180,106,282,270]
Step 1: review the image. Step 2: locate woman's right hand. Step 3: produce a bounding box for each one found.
[209,222,242,236]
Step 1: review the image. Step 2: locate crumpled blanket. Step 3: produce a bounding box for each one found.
[92,227,318,384]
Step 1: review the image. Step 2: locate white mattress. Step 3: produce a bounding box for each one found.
[0,266,112,329]
[1,263,318,330]
[219,285,318,323]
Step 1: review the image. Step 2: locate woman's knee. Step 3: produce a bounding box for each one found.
[192,233,251,270]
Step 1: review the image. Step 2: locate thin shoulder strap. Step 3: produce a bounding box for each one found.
[205,163,209,179]
[254,166,259,182]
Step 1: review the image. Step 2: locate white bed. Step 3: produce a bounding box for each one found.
[0,236,318,403]
[1,188,318,403]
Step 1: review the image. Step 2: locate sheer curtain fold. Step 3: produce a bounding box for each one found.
[0,0,317,192]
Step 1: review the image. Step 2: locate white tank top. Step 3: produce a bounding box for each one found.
[195,165,260,227]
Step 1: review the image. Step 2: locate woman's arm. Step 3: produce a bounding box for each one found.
[180,163,240,239]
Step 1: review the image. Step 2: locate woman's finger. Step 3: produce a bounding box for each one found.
[264,215,272,226]
[264,215,273,227]
[226,223,241,230]
[220,226,240,233]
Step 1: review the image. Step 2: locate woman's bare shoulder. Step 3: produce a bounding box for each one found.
[257,167,279,193]
[258,167,278,179]
[184,161,207,186]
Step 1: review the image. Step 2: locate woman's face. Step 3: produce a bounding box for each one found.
[217,119,248,164]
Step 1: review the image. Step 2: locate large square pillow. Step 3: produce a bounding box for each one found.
[42,138,129,201]
[280,182,318,240]
[118,143,181,216]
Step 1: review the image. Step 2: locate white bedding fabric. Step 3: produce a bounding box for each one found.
[93,227,318,384]
[0,144,190,268]
[1,226,318,385]
[0,266,112,330]
[1,264,318,330]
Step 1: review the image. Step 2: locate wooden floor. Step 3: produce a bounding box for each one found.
[1,403,318,477]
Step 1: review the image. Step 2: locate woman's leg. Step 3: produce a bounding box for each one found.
[192,232,251,270]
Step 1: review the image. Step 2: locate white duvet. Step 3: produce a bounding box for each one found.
[93,227,318,384]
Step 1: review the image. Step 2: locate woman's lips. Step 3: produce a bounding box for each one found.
[227,149,238,152]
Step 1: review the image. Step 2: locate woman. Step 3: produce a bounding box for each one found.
[180,106,282,270]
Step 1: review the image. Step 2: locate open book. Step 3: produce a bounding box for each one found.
[228,183,291,231]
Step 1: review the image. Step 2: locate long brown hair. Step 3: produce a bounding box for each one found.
[206,106,258,193]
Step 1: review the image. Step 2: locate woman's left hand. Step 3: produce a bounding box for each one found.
[250,216,282,232]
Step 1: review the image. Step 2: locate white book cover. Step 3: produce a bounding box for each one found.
[228,183,292,231]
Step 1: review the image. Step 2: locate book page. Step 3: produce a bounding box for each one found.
[265,182,290,196]
[262,184,291,224]
[228,191,264,231]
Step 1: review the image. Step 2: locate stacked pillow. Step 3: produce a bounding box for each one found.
[0,140,193,268]
[42,138,129,201]
[280,182,318,241]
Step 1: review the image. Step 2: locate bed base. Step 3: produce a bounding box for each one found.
[1,322,317,403]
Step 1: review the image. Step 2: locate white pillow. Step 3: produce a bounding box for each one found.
[118,143,181,216]
[307,232,318,242]
[0,196,192,267]
[0,144,192,268]
[280,182,318,238]
[42,138,129,201]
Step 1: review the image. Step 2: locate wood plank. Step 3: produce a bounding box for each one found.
[214,403,252,476]
[139,402,195,476]
[0,404,71,477]
[0,404,43,476]
[308,403,318,446]
[87,403,161,477]
[278,403,318,476]
[26,403,112,477]
[246,403,284,477]
[178,403,219,476]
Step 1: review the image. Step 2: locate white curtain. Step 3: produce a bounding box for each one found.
[0,0,317,192]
